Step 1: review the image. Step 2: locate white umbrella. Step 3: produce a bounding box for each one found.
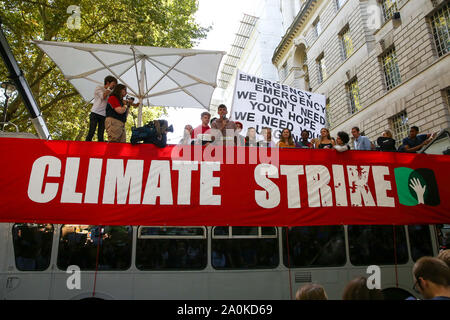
[33,41,225,125]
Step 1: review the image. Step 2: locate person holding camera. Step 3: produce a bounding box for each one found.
[86,75,117,142]
[105,84,138,143]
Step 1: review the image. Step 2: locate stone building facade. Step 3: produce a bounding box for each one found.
[272,0,450,146]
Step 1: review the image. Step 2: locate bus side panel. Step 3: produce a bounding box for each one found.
[133,271,208,299]
[50,271,133,300]
[4,224,53,299]
[208,270,284,299]
[0,223,10,299]
[50,224,134,300]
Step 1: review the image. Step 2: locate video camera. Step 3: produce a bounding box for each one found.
[130,119,173,148]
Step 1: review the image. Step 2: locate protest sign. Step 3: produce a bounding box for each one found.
[231,70,326,142]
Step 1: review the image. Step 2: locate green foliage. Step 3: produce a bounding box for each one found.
[0,0,208,140]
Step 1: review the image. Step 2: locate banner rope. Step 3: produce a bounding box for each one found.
[92,225,102,297]
[285,227,293,300]
[393,225,399,288]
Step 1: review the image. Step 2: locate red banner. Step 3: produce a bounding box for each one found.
[0,137,449,226]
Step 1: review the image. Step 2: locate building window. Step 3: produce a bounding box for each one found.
[390,110,408,148]
[339,25,353,60]
[445,87,450,107]
[316,53,326,84]
[325,98,332,127]
[347,78,361,114]
[381,0,398,22]
[430,3,450,57]
[336,0,347,10]
[313,18,322,38]
[381,47,401,90]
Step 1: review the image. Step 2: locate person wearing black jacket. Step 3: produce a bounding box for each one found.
[105,84,138,143]
[376,130,396,151]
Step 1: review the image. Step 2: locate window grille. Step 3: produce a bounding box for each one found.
[430,3,450,57]
[316,54,326,84]
[347,78,362,114]
[390,111,408,148]
[446,87,450,106]
[326,98,332,128]
[381,0,398,22]
[340,26,353,60]
[381,47,401,90]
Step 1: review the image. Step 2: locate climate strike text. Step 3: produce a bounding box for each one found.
[27,156,396,208]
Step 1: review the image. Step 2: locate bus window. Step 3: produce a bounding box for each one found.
[282,226,346,268]
[57,225,132,271]
[136,226,207,270]
[437,224,450,250]
[12,224,53,271]
[211,227,279,269]
[408,225,434,261]
[348,225,408,266]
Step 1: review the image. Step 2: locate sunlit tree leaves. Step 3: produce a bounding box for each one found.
[0,0,208,140]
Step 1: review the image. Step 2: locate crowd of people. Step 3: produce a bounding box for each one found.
[295,250,450,300]
[179,104,437,153]
[87,76,438,153]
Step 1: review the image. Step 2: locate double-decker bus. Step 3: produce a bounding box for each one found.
[1,129,449,300]
[1,20,448,300]
[1,223,447,300]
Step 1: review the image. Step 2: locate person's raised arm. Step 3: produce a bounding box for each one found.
[404,141,428,152]
[102,87,112,100]
[115,105,128,114]
[108,96,127,114]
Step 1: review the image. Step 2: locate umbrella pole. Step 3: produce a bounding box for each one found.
[136,58,146,128]
[137,102,143,127]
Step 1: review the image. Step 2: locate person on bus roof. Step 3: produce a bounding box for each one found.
[86,75,117,142]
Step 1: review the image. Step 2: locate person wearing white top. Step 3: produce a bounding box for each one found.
[86,75,117,142]
[257,127,276,147]
[179,124,194,145]
[333,131,351,152]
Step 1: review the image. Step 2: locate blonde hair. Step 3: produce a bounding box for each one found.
[383,130,393,138]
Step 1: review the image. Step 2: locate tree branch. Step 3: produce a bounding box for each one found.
[30,65,55,88]
[14,0,57,9]
[39,91,79,112]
